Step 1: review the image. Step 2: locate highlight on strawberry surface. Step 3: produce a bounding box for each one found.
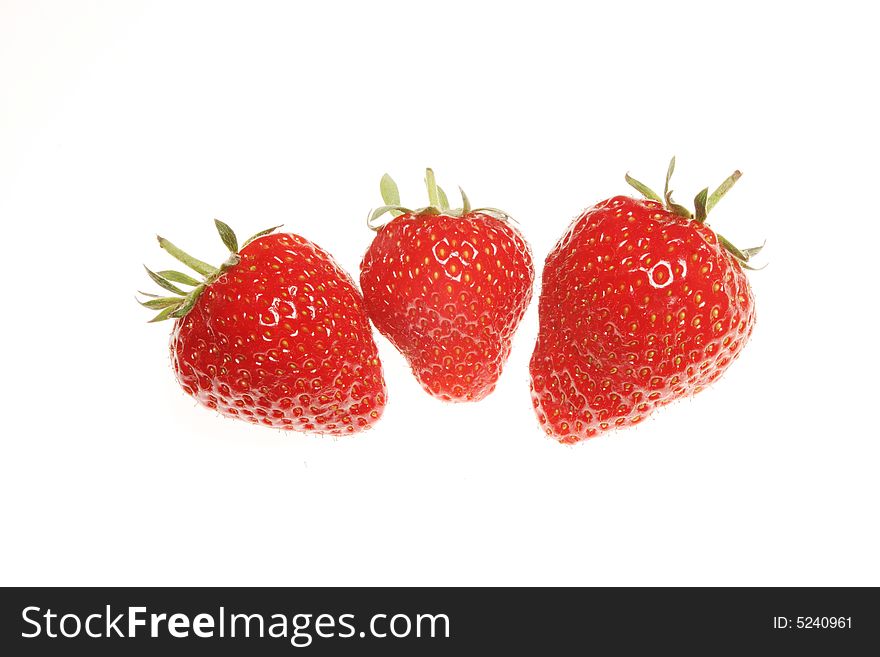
[529,158,763,444]
[360,169,535,402]
[139,220,387,435]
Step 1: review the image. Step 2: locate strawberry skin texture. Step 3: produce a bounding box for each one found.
[170,233,386,434]
[360,212,534,402]
[530,196,755,443]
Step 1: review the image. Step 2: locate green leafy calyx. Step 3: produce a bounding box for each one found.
[367,168,513,230]
[138,221,282,322]
[625,157,764,270]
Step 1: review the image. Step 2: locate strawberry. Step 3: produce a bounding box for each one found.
[139,222,386,434]
[530,159,761,443]
[360,169,534,402]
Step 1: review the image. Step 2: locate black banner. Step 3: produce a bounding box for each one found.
[1,587,876,654]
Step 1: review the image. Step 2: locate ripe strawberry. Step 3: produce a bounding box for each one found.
[139,222,386,434]
[360,169,534,402]
[530,159,761,443]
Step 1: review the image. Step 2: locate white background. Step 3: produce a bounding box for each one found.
[2,1,878,586]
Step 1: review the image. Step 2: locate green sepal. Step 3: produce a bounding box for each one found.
[662,162,692,218]
[221,253,241,269]
[242,225,283,248]
[472,207,517,224]
[380,173,400,205]
[137,296,184,310]
[625,159,764,273]
[142,220,280,322]
[168,284,205,318]
[148,306,179,323]
[157,237,218,277]
[369,169,513,229]
[157,270,201,286]
[716,233,750,261]
[665,191,693,219]
[379,173,402,219]
[214,219,239,253]
[424,168,441,208]
[368,205,412,228]
[437,185,450,211]
[144,266,187,296]
[459,187,471,214]
[625,172,662,202]
[664,157,676,200]
[717,235,767,267]
[742,241,766,259]
[707,170,742,213]
[370,205,411,219]
[694,188,709,223]
[668,204,693,218]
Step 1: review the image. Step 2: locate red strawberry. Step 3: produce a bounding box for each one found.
[360,169,534,402]
[530,159,761,443]
[139,222,386,434]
